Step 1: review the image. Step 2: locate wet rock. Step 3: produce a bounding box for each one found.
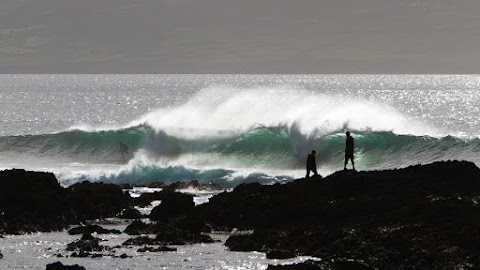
[162,180,224,193]
[46,261,86,270]
[122,236,158,246]
[124,220,157,235]
[154,222,215,245]
[0,169,71,234]
[266,250,296,259]
[118,208,143,219]
[0,169,132,234]
[66,181,131,221]
[66,232,108,252]
[137,245,177,252]
[149,192,194,221]
[68,225,121,235]
[119,253,130,259]
[70,251,103,258]
[207,161,480,270]
[266,260,374,270]
[266,260,324,270]
[332,260,374,270]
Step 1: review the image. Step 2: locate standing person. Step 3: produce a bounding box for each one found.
[306,149,318,178]
[344,131,355,171]
[119,141,129,160]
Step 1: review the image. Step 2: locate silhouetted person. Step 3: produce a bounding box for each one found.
[306,149,318,178]
[119,141,129,160]
[344,131,355,170]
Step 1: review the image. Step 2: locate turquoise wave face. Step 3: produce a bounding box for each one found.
[0,126,150,162]
[1,125,480,167]
[1,125,480,186]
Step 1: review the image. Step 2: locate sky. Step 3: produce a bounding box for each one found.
[1,0,480,73]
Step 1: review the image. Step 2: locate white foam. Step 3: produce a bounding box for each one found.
[132,86,440,138]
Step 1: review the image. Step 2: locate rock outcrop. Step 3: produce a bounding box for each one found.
[46,261,86,270]
[195,161,480,270]
[0,169,132,234]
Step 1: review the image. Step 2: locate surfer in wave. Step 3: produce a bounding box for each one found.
[119,141,129,160]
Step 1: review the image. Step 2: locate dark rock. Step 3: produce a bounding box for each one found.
[66,232,108,252]
[162,180,224,193]
[266,260,374,270]
[131,181,222,208]
[66,181,131,221]
[266,250,296,259]
[149,192,194,221]
[70,251,91,258]
[0,251,3,259]
[68,225,121,235]
[0,169,132,234]
[46,261,86,270]
[266,260,324,270]
[118,208,143,219]
[0,169,71,234]
[332,260,374,270]
[122,236,158,246]
[137,245,177,252]
[134,191,164,207]
[123,219,215,245]
[119,253,129,259]
[154,222,215,245]
[124,220,157,235]
[204,161,480,270]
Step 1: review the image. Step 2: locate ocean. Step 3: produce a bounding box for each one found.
[1,74,479,187]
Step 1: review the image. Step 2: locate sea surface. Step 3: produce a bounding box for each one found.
[0,223,320,270]
[1,74,479,187]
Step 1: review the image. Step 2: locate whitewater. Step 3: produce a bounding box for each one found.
[1,74,479,187]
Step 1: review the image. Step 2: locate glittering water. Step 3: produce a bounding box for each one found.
[1,75,480,269]
[1,74,480,185]
[0,224,318,270]
[1,74,479,137]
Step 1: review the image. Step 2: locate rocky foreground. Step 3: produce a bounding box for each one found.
[1,161,480,269]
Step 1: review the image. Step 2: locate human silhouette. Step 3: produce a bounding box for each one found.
[344,131,355,170]
[119,141,129,160]
[306,149,318,178]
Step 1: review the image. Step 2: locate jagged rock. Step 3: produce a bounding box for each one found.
[149,192,194,221]
[266,260,375,270]
[332,260,374,270]
[137,245,177,252]
[66,232,108,252]
[154,222,215,245]
[66,181,131,221]
[68,225,121,235]
[266,250,296,259]
[0,169,132,234]
[0,169,71,234]
[118,208,143,219]
[70,251,103,258]
[122,236,158,246]
[162,180,224,193]
[123,218,215,245]
[209,161,480,270]
[46,261,86,270]
[119,253,130,259]
[266,260,324,270]
[124,220,157,235]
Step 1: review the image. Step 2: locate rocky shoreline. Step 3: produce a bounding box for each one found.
[1,161,480,269]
